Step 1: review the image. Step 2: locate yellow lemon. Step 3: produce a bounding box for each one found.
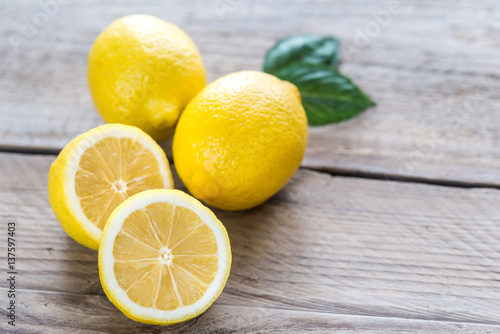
[99,189,231,325]
[48,124,173,250]
[173,71,308,211]
[88,15,206,141]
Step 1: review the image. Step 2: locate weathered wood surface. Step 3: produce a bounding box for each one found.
[2,0,500,185]
[4,290,500,334]
[1,152,500,332]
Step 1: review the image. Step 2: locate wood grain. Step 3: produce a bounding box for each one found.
[2,289,500,334]
[1,152,500,331]
[2,0,500,185]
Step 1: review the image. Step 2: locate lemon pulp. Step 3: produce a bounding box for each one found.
[112,202,218,309]
[75,137,165,230]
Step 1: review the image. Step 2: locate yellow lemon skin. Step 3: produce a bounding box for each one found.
[173,71,308,211]
[88,14,206,141]
[48,131,100,249]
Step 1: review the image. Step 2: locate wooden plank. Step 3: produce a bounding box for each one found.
[2,289,499,334]
[1,152,500,327]
[2,0,500,185]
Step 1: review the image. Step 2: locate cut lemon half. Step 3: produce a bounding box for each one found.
[48,124,173,250]
[98,189,231,325]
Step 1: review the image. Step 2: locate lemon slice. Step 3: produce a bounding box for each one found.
[98,189,231,325]
[48,124,173,250]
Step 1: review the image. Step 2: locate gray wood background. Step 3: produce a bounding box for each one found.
[1,0,500,333]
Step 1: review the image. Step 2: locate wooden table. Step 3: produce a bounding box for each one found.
[1,1,500,333]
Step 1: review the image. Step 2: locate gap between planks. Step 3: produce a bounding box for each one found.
[1,148,499,191]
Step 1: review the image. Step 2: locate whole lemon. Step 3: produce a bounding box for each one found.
[173,71,308,211]
[88,15,206,141]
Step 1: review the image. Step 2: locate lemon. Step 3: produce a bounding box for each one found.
[48,124,173,250]
[173,71,308,211]
[88,15,206,141]
[99,189,231,325]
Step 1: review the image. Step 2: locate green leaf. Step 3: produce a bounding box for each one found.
[276,63,376,125]
[264,35,340,76]
[263,34,376,125]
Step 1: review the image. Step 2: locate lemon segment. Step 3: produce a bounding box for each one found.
[48,124,173,250]
[99,189,231,325]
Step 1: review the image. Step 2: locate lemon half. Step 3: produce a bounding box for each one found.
[48,124,173,250]
[98,189,231,325]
